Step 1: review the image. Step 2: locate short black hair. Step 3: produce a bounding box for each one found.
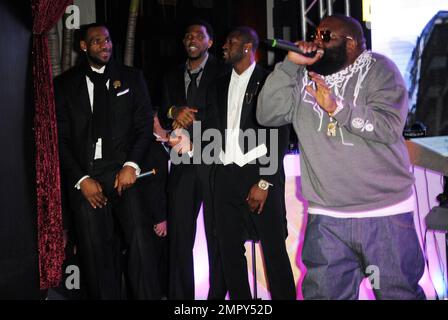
[184,19,214,40]
[79,23,110,42]
[229,26,259,52]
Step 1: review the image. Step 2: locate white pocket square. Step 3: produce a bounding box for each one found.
[117,88,130,97]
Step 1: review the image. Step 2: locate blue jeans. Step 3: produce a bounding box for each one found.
[302,212,426,300]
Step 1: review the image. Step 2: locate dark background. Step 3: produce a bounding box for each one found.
[0,0,40,299]
[95,0,369,109]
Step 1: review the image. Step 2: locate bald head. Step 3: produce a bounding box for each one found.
[321,14,366,50]
[229,26,259,52]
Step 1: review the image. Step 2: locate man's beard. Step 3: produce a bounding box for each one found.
[224,50,244,66]
[87,52,111,67]
[188,49,207,61]
[308,40,348,76]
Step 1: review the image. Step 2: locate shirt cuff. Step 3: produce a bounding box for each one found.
[75,175,90,190]
[124,162,141,175]
[187,145,194,158]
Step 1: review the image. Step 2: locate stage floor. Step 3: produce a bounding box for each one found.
[193,154,447,300]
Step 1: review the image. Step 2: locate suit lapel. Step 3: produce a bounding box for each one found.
[175,65,187,105]
[74,70,92,116]
[218,66,262,149]
[240,65,263,129]
[107,63,121,109]
[218,73,231,135]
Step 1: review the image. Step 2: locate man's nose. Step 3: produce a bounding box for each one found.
[313,36,323,47]
[100,40,110,49]
[188,35,201,41]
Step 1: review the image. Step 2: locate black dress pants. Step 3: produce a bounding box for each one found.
[213,164,296,300]
[168,163,225,300]
[69,160,160,299]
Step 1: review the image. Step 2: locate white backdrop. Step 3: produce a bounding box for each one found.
[371,0,448,76]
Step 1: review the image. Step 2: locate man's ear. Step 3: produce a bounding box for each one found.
[245,43,253,53]
[208,39,213,49]
[80,41,87,52]
[346,38,357,52]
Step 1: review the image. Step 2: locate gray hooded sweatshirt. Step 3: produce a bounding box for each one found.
[257,51,414,213]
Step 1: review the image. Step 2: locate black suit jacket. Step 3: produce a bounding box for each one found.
[135,138,169,224]
[158,55,229,130]
[55,61,153,189]
[205,64,290,241]
[205,64,290,185]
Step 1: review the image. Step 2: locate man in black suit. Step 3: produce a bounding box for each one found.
[133,114,170,299]
[158,19,229,300]
[55,23,158,299]
[203,27,296,299]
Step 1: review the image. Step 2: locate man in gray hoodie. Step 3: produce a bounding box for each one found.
[257,15,425,299]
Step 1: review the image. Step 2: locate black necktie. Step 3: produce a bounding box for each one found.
[85,65,111,159]
[186,68,202,107]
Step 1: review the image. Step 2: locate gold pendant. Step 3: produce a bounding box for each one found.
[327,120,337,137]
[113,80,121,89]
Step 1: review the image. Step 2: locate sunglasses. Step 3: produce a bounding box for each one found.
[310,30,354,43]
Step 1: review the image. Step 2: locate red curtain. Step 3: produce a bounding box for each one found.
[32,0,72,289]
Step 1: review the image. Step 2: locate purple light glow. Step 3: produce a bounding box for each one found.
[193,155,446,300]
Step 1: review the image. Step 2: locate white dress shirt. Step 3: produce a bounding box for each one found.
[220,62,257,166]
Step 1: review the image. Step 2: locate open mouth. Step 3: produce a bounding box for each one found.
[188,46,199,52]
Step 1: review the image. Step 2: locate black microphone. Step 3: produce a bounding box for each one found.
[265,39,324,58]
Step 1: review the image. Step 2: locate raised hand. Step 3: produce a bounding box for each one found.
[306,71,337,114]
[172,106,198,129]
[287,41,324,66]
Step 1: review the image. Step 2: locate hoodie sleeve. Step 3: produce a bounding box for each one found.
[257,58,306,127]
[331,57,409,145]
